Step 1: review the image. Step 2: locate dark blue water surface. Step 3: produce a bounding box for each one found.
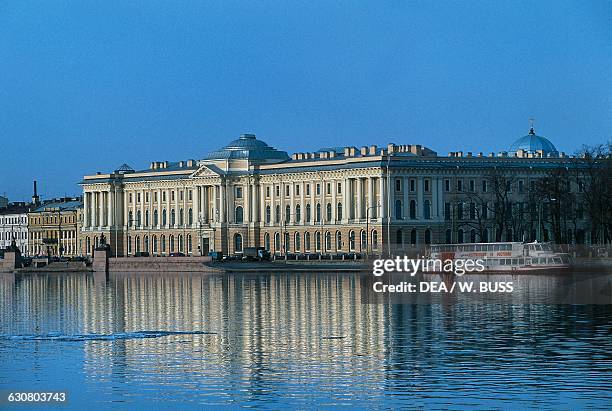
[0,272,610,409]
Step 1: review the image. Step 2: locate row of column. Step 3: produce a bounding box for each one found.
[83,190,115,229]
[386,176,443,221]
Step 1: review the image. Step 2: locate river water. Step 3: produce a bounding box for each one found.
[0,272,610,409]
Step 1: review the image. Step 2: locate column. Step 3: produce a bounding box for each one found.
[245,182,251,223]
[289,182,294,224]
[219,183,226,223]
[157,189,162,228]
[331,180,337,222]
[299,182,305,225]
[83,192,89,229]
[417,178,424,219]
[356,177,363,220]
[108,190,114,227]
[379,176,387,220]
[193,185,199,225]
[368,177,374,219]
[403,176,409,220]
[342,178,349,223]
[92,192,98,228]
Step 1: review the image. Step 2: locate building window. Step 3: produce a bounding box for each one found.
[337,203,343,221]
[471,229,477,243]
[316,184,321,195]
[162,191,166,202]
[349,230,356,251]
[469,179,475,192]
[316,203,321,222]
[306,204,311,222]
[482,180,488,192]
[518,180,524,193]
[188,190,192,201]
[235,186,243,199]
[162,209,167,226]
[315,231,321,251]
[446,229,452,244]
[360,230,366,251]
[137,193,141,203]
[482,204,488,219]
[275,205,281,223]
[235,206,244,223]
[326,203,332,222]
[274,232,280,251]
[284,232,290,253]
[295,205,301,223]
[137,210,142,227]
[457,203,464,220]
[337,182,342,194]
[395,179,401,192]
[336,231,342,251]
[276,185,280,196]
[145,210,149,226]
[424,200,431,219]
[171,209,176,225]
[410,179,416,192]
[304,232,311,251]
[154,210,158,226]
[411,229,417,245]
[129,211,134,226]
[233,234,243,253]
[285,185,290,196]
[470,203,476,219]
[325,183,330,195]
[266,186,271,197]
[444,203,451,220]
[179,209,184,226]
[295,185,300,196]
[285,205,291,223]
[266,205,271,223]
[395,230,402,246]
[171,191,175,201]
[188,208,193,225]
[295,232,301,251]
[457,180,463,192]
[425,179,431,192]
[395,200,403,220]
[410,200,416,219]
[306,184,310,196]
[457,229,464,244]
[325,231,331,251]
[425,229,431,245]
[372,230,378,250]
[445,179,450,192]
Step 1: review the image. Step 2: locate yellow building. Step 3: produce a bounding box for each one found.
[28,198,83,257]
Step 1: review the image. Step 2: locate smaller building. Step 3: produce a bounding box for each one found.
[0,203,30,255]
[28,197,83,257]
[0,196,8,209]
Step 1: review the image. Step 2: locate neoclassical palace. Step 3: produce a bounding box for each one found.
[80,128,591,257]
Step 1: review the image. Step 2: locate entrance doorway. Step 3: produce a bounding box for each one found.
[201,237,210,256]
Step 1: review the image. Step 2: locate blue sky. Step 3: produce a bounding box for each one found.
[1,1,610,200]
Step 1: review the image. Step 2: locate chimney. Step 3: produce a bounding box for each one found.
[32,180,40,206]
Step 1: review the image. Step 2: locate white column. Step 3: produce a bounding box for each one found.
[83,192,89,229]
[379,176,387,219]
[368,177,374,218]
[193,185,200,225]
[219,184,226,223]
[309,180,315,224]
[299,182,305,225]
[342,178,349,223]
[331,180,337,222]
[108,190,113,227]
[356,178,363,220]
[289,182,294,224]
[92,192,98,228]
[417,178,424,219]
[245,182,251,223]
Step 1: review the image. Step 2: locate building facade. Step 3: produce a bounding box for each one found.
[0,203,30,255]
[80,129,597,257]
[28,198,83,257]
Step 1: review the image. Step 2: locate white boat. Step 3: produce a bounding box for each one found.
[427,241,571,272]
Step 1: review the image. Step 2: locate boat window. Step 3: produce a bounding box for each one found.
[512,258,518,265]
[553,257,562,264]
[518,258,524,265]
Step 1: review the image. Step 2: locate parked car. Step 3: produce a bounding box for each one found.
[134,251,150,257]
[169,252,185,257]
[242,247,271,261]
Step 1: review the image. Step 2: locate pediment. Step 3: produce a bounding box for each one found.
[190,164,224,178]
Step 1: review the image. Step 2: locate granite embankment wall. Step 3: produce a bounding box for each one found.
[104,256,214,273]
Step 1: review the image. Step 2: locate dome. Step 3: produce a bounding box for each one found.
[204,134,290,162]
[115,163,135,174]
[509,127,558,155]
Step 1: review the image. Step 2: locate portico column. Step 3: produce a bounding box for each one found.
[356,178,363,220]
[368,177,374,218]
[245,182,251,223]
[417,178,424,219]
[331,180,337,222]
[83,192,90,229]
[193,185,199,225]
[379,176,387,219]
[299,182,305,225]
[289,183,294,224]
[108,190,113,227]
[219,183,226,223]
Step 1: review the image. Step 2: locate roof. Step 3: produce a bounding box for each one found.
[32,199,83,212]
[0,204,31,215]
[203,134,290,162]
[509,127,558,155]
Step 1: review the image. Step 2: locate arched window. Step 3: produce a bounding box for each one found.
[137,210,142,227]
[144,235,149,252]
[153,235,158,253]
[161,235,166,253]
[171,209,176,226]
[410,229,417,245]
[410,200,416,219]
[135,236,141,252]
[295,232,301,251]
[305,232,311,251]
[470,229,476,243]
[326,203,332,222]
[306,204,312,223]
[145,210,150,227]
[316,203,321,222]
[295,205,301,223]
[424,200,431,219]
[179,209,184,226]
[274,232,280,251]
[446,229,452,243]
[457,229,464,244]
[395,200,403,219]
[86,237,91,254]
[315,231,321,251]
[266,205,271,223]
[178,234,183,252]
[325,231,331,251]
[372,230,378,250]
[162,209,167,226]
[337,203,343,221]
[284,232,290,252]
[349,230,356,251]
[234,234,243,253]
[127,236,132,254]
[170,235,175,252]
[336,231,342,251]
[154,210,159,226]
[425,229,431,244]
[188,208,193,225]
[360,230,366,251]
[264,233,270,251]
[285,205,291,223]
[235,206,244,223]
[129,211,134,227]
[396,230,403,245]
[187,235,192,253]
[275,205,281,223]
